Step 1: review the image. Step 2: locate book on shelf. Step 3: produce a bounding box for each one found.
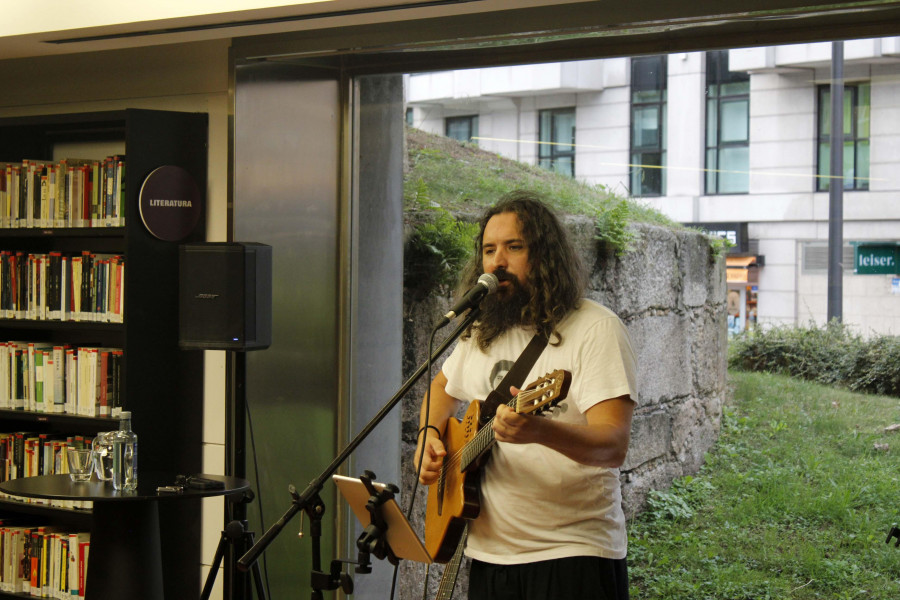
[0,524,89,598]
[1,431,94,511]
[0,156,125,230]
[0,249,125,324]
[0,341,123,417]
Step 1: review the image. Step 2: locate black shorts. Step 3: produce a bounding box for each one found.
[468,556,629,600]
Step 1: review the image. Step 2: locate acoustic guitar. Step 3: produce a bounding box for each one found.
[424,369,572,563]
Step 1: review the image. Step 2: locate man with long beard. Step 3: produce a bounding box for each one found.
[415,191,637,600]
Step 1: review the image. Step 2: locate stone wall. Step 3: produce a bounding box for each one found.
[396,218,727,599]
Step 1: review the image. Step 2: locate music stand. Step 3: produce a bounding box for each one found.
[334,474,433,565]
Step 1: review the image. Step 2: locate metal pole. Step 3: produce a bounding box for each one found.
[827,40,844,322]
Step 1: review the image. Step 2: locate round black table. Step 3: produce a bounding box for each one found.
[0,473,249,600]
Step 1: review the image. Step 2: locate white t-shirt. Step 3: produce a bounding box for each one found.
[441,299,638,564]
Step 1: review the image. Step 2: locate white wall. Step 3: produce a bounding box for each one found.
[576,86,630,191]
[666,52,705,205]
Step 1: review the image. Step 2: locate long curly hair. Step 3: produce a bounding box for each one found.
[458,190,587,349]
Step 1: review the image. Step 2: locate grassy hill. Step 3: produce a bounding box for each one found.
[401,127,689,295]
[403,126,674,226]
[630,371,900,599]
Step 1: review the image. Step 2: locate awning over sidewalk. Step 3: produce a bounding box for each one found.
[726,255,759,283]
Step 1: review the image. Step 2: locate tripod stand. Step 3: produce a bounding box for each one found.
[201,491,268,600]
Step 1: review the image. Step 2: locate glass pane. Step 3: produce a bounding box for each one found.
[817,142,831,191]
[819,88,831,137]
[538,111,553,158]
[446,118,473,142]
[553,111,576,148]
[857,140,870,189]
[706,148,718,193]
[720,80,750,96]
[633,89,662,103]
[706,50,724,86]
[632,56,666,93]
[539,111,553,144]
[843,141,856,189]
[661,105,667,149]
[632,106,660,148]
[706,99,718,146]
[718,146,749,193]
[857,83,871,138]
[720,99,749,143]
[661,151,667,193]
[552,156,574,177]
[843,90,853,138]
[632,152,663,196]
[630,154,640,194]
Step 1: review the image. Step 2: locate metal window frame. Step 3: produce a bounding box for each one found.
[816,82,870,192]
[537,107,576,177]
[705,50,750,195]
[630,54,668,196]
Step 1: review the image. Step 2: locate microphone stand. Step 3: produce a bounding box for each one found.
[237,308,480,598]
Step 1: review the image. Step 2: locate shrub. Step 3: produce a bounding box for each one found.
[843,334,900,397]
[728,321,900,397]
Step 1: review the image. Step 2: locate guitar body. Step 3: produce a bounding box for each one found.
[425,400,483,563]
[423,369,571,565]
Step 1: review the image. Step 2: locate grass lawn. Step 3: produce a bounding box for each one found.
[628,371,900,599]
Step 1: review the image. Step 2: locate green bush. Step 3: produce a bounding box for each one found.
[728,321,900,397]
[843,334,900,396]
[403,180,478,299]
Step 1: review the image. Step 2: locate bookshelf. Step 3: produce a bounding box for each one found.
[0,109,207,599]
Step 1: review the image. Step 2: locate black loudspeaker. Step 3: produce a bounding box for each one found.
[179,242,272,350]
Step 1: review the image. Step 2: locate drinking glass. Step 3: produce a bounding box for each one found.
[66,447,94,482]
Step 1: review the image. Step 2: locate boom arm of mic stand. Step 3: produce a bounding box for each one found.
[237,308,480,572]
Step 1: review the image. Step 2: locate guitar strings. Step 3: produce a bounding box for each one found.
[439,381,559,476]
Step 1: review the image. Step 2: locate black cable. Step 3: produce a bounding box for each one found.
[390,562,400,599]
[408,324,440,519]
[419,563,431,600]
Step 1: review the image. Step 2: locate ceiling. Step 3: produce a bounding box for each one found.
[4,0,900,65]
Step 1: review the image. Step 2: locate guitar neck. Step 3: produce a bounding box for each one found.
[459,398,512,471]
[458,371,567,473]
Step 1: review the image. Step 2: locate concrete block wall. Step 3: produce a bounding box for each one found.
[396,217,726,599]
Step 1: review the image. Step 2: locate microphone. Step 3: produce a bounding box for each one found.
[434,272,499,329]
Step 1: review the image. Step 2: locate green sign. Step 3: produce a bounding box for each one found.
[853,242,900,275]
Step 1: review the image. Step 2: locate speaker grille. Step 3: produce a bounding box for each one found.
[179,243,272,350]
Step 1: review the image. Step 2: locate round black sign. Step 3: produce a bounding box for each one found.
[139,165,202,242]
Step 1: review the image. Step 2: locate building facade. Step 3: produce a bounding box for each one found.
[406,38,900,336]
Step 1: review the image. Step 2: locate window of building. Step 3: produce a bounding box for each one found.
[630,55,667,197]
[816,83,870,191]
[445,115,479,143]
[538,108,576,177]
[705,50,750,195]
[406,107,414,127]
